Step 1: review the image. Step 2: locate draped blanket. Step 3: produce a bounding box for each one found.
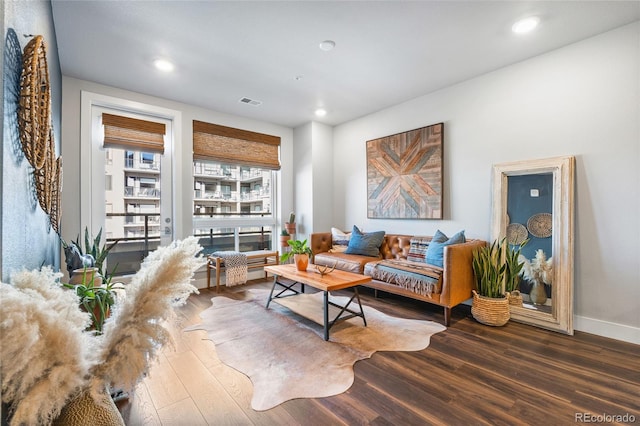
[212,251,248,287]
[364,259,442,296]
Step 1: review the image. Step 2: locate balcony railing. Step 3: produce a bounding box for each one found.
[193,190,238,202]
[124,187,161,198]
[240,189,268,201]
[239,170,264,180]
[125,158,160,170]
[193,164,238,179]
[105,212,274,276]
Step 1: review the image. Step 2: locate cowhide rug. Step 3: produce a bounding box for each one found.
[185,288,446,411]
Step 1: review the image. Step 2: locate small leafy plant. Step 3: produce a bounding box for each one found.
[281,229,290,236]
[280,239,312,263]
[63,266,119,333]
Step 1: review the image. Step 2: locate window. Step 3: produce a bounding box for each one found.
[96,108,171,276]
[192,120,280,253]
[141,152,154,164]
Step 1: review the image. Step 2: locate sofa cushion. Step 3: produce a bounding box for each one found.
[314,252,377,274]
[425,229,466,267]
[406,237,431,263]
[345,226,385,257]
[329,227,351,253]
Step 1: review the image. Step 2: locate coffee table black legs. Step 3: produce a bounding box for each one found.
[266,275,305,309]
[322,288,367,341]
[323,291,329,341]
[267,275,367,341]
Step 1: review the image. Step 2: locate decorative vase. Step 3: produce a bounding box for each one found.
[294,254,309,271]
[529,280,548,305]
[54,387,125,426]
[471,290,510,326]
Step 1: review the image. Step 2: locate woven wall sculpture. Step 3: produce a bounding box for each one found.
[367,123,443,219]
[17,34,62,233]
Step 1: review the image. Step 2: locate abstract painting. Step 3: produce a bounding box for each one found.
[367,123,443,219]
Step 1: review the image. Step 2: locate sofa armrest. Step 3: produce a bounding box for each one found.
[439,239,486,307]
[310,232,332,256]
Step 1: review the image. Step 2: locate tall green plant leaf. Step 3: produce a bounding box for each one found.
[505,239,528,292]
[472,238,507,298]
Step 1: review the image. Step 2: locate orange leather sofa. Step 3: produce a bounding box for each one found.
[310,232,486,326]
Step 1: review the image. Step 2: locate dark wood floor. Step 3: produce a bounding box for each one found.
[117,280,640,425]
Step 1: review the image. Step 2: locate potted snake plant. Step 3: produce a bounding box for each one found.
[471,238,510,326]
[504,239,528,307]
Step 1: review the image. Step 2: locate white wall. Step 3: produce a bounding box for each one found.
[311,122,334,233]
[332,22,640,343]
[292,121,334,241]
[60,77,294,286]
[292,122,313,240]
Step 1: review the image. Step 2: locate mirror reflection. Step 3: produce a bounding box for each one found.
[506,173,553,314]
[491,156,574,335]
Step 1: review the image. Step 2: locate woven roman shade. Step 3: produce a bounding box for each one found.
[102,113,166,153]
[193,120,281,170]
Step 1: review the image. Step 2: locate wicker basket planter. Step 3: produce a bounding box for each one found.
[508,290,523,307]
[471,290,510,326]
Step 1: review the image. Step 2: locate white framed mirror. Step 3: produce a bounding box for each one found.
[491,156,575,334]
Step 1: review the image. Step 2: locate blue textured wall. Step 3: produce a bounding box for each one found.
[507,173,553,260]
[2,0,62,281]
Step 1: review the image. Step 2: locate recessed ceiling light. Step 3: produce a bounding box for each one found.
[512,16,540,34]
[153,59,174,72]
[319,40,335,51]
[315,108,327,117]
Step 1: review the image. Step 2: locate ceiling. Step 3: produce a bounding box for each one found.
[51,1,640,128]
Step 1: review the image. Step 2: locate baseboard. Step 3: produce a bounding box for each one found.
[574,315,640,345]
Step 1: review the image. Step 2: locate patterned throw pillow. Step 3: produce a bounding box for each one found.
[406,237,430,263]
[425,229,466,267]
[329,227,351,253]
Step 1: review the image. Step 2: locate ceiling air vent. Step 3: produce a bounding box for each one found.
[239,97,262,107]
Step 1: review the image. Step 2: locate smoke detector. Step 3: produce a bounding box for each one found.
[239,97,262,106]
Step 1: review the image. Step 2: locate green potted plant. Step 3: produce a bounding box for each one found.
[280,239,312,271]
[280,229,291,247]
[63,266,120,334]
[471,238,510,326]
[62,227,119,278]
[285,212,296,235]
[504,239,528,307]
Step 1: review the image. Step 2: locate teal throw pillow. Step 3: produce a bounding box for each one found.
[345,226,385,257]
[425,229,466,267]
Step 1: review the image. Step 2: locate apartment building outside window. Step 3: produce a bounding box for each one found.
[105,147,163,273]
[95,108,171,276]
[192,120,280,254]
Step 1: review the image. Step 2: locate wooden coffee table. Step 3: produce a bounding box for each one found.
[264,264,371,341]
